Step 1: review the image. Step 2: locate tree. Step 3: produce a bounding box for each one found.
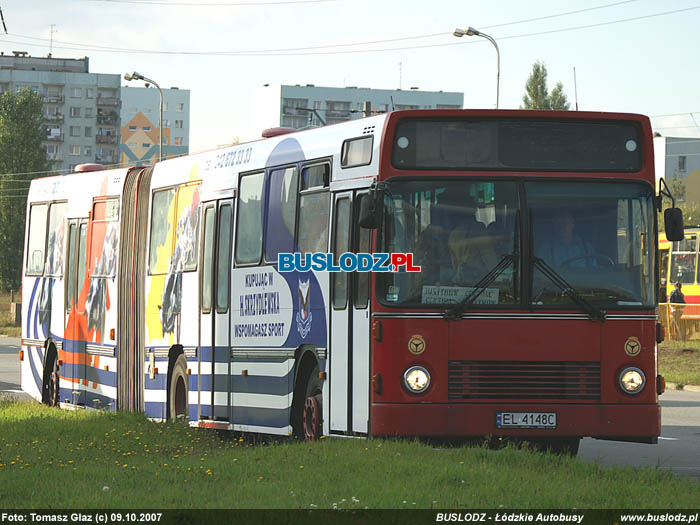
[521,61,571,110]
[0,88,50,291]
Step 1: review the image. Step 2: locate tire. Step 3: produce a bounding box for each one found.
[42,350,60,407]
[168,354,189,421]
[293,363,323,440]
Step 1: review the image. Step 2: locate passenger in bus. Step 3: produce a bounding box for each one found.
[537,209,596,268]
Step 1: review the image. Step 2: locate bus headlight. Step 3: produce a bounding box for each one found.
[619,367,645,395]
[403,366,430,394]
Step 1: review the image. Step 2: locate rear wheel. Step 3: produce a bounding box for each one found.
[295,364,323,440]
[42,351,60,407]
[168,354,188,421]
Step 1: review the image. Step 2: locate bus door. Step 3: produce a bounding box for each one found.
[329,191,371,434]
[199,199,234,421]
[65,219,88,406]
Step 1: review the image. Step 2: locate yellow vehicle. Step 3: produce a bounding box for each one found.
[659,227,700,339]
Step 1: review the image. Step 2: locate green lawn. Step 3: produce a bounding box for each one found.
[658,340,700,387]
[0,398,698,509]
[0,291,20,338]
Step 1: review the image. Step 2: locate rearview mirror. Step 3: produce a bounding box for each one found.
[358,189,384,229]
[664,207,684,242]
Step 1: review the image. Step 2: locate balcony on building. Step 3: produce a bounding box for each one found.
[45,133,64,142]
[97,108,118,125]
[42,94,64,104]
[96,95,119,107]
[44,113,64,123]
[96,134,117,144]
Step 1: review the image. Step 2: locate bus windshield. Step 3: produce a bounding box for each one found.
[377,179,655,309]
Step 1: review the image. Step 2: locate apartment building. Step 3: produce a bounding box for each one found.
[119,85,190,166]
[251,84,463,136]
[0,52,120,172]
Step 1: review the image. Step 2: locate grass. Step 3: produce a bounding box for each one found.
[658,340,700,387]
[0,291,20,338]
[0,397,698,509]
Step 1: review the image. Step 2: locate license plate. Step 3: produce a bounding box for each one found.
[496,412,557,429]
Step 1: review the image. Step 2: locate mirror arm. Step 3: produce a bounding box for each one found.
[658,177,676,212]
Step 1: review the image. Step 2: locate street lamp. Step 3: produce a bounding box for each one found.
[453,26,500,109]
[124,71,163,162]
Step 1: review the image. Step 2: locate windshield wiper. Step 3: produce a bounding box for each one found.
[443,254,515,321]
[531,257,606,322]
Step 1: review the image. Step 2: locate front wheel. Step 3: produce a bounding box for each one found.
[168,354,189,421]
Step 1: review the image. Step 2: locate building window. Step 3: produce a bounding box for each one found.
[163,137,169,145]
[129,125,137,131]
[128,142,137,148]
[70,145,81,156]
[176,103,184,112]
[163,102,169,111]
[85,107,93,117]
[143,143,151,148]
[175,120,183,129]
[283,98,308,115]
[86,88,94,99]
[84,126,92,137]
[163,119,170,127]
[84,146,92,156]
[174,137,183,146]
[70,126,80,137]
[143,126,151,131]
[70,107,81,117]
[679,155,687,172]
[71,87,82,98]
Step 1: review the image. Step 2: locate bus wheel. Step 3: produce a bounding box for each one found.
[43,354,60,407]
[302,367,322,441]
[168,355,188,421]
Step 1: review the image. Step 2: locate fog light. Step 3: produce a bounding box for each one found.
[619,367,645,395]
[403,366,430,394]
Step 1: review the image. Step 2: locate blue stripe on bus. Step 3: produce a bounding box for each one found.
[58,365,117,387]
[27,347,43,393]
[198,373,292,396]
[199,346,230,363]
[145,401,165,420]
[27,278,39,339]
[234,406,289,429]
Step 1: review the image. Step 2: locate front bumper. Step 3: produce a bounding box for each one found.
[370,402,660,440]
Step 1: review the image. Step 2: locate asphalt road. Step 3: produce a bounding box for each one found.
[1,335,699,478]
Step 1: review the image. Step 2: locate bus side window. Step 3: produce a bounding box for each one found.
[264,166,298,263]
[354,194,371,309]
[332,197,351,309]
[26,203,49,276]
[297,163,330,254]
[216,204,233,312]
[149,188,176,274]
[235,172,264,266]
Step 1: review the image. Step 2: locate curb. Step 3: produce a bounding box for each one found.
[665,382,700,392]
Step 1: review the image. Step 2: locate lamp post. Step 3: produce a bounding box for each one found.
[124,71,163,162]
[453,26,500,109]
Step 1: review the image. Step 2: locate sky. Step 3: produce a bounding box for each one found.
[3,0,700,153]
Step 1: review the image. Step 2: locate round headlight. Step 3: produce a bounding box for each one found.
[619,367,646,395]
[403,366,430,394]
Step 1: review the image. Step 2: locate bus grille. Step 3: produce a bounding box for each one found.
[447,361,601,400]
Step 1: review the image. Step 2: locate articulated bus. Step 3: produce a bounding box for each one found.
[21,109,677,454]
[659,227,700,302]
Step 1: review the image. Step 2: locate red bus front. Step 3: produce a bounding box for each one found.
[368,111,661,448]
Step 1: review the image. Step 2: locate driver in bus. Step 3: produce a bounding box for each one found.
[537,209,596,268]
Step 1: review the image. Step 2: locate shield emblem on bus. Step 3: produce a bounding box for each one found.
[296,278,312,339]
